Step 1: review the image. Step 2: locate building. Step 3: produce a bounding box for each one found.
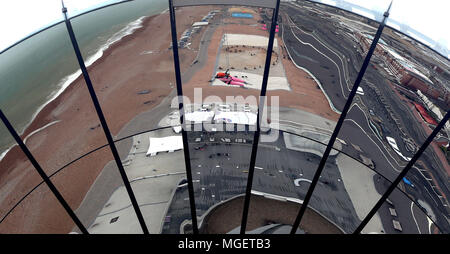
[356,32,450,104]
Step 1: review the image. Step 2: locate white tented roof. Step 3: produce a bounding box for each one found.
[193,21,208,26]
[146,136,183,156]
[186,111,215,123]
[214,111,257,125]
[223,33,278,49]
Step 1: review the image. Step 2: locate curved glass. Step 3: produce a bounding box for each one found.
[0,0,449,234]
[0,128,443,233]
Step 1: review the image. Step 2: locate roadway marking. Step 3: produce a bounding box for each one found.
[427,217,433,234]
[281,16,341,114]
[285,15,348,99]
[288,15,353,91]
[294,178,312,186]
[423,186,440,207]
[97,200,169,218]
[347,103,407,168]
[415,167,433,181]
[130,172,186,183]
[344,118,401,173]
[410,201,422,234]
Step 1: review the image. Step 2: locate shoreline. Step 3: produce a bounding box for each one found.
[0,6,214,233]
[0,15,149,162]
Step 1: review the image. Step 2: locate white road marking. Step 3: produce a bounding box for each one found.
[347,103,406,168]
[286,15,348,99]
[281,17,341,114]
[410,201,422,234]
[294,178,312,186]
[427,217,433,234]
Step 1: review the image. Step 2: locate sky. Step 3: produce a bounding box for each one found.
[321,0,450,54]
[0,0,449,57]
[0,0,119,52]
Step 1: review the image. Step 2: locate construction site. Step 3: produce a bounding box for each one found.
[181,5,338,121]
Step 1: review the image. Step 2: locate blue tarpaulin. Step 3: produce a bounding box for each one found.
[403,177,413,186]
[231,12,253,18]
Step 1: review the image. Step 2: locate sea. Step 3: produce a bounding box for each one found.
[0,0,168,161]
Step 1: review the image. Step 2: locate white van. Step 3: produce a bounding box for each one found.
[356,86,364,95]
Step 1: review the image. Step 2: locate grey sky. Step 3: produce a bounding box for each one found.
[0,0,449,58]
[320,0,449,55]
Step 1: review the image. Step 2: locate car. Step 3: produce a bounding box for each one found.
[356,86,364,95]
[218,104,231,112]
[194,144,207,151]
[386,136,411,161]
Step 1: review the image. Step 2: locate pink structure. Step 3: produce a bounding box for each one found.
[261,24,278,32]
[219,76,245,87]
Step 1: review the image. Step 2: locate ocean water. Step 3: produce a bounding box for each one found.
[0,0,168,160]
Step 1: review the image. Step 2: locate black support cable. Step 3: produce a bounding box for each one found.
[0,110,89,234]
[289,1,393,234]
[240,0,281,234]
[61,1,149,234]
[168,0,199,234]
[354,110,450,234]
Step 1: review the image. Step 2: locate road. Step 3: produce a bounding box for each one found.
[75,3,449,234]
[163,126,364,233]
[278,1,449,233]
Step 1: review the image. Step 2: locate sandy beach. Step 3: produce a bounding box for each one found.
[0,6,215,233]
[182,21,340,121]
[0,6,339,233]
